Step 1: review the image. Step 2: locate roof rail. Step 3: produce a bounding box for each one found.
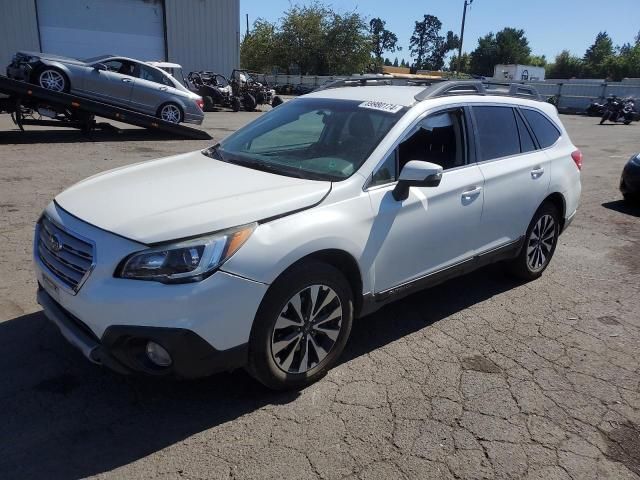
[414,80,542,102]
[414,81,486,101]
[315,75,394,91]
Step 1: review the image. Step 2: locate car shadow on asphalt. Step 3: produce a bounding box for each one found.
[0,264,521,479]
[602,200,640,218]
[0,128,198,145]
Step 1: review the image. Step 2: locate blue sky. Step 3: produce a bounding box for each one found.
[240,0,640,62]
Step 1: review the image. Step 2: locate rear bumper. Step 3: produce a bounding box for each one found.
[37,287,248,378]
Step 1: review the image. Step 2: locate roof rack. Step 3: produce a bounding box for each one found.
[314,76,543,102]
[315,75,394,91]
[414,80,542,102]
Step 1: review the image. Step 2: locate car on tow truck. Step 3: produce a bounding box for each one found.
[7,51,204,124]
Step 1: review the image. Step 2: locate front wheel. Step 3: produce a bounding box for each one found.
[158,103,183,124]
[507,203,560,281]
[247,261,354,390]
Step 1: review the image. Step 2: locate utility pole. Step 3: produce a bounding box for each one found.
[457,0,474,74]
[246,14,250,39]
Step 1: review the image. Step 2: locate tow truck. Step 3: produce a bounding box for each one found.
[0,75,211,140]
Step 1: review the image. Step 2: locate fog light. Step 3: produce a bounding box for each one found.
[145,341,172,367]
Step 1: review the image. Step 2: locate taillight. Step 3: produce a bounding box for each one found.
[196,98,204,110]
[571,150,583,170]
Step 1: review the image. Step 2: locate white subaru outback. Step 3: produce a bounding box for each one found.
[34,81,582,389]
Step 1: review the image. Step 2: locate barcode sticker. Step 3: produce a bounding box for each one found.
[358,101,403,114]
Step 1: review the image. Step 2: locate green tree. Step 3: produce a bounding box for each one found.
[449,53,471,73]
[469,28,531,76]
[240,3,370,75]
[370,18,400,62]
[240,19,279,72]
[393,57,399,67]
[546,50,584,79]
[410,15,459,71]
[323,11,371,75]
[583,32,615,77]
[528,54,547,67]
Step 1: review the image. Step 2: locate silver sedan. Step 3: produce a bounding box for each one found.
[7,52,204,124]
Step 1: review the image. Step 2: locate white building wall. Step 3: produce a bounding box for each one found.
[0,0,41,71]
[165,0,240,76]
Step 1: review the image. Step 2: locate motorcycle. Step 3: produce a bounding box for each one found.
[600,96,636,125]
[586,100,605,117]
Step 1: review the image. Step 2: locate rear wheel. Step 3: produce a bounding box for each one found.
[507,202,560,281]
[247,261,353,390]
[231,97,241,112]
[37,68,69,92]
[158,103,183,124]
[242,93,257,111]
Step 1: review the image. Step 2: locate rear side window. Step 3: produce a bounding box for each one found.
[515,110,536,153]
[473,106,520,161]
[521,109,561,148]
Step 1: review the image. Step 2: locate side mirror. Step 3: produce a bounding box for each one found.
[93,63,107,71]
[392,161,443,201]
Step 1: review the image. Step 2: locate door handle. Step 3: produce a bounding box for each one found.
[121,78,132,83]
[531,166,545,179]
[462,186,482,200]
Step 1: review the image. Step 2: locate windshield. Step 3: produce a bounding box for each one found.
[207,98,406,181]
[83,55,111,64]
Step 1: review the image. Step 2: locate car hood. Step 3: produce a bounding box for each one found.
[55,151,331,244]
[19,51,87,66]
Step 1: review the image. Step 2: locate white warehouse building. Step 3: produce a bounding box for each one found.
[0,0,240,76]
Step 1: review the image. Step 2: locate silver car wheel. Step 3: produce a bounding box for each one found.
[271,284,343,374]
[526,214,556,272]
[39,70,66,92]
[160,104,182,123]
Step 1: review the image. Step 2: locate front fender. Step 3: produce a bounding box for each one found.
[222,191,375,294]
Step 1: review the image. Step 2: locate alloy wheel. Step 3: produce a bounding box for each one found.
[160,104,181,123]
[526,214,556,272]
[271,284,343,374]
[39,70,65,92]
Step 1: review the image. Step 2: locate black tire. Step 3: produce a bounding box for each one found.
[203,96,214,112]
[272,95,284,108]
[35,67,69,93]
[507,202,561,281]
[247,261,354,390]
[600,111,610,125]
[243,93,257,111]
[231,97,241,112]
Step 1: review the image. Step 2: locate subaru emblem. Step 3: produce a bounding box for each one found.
[48,233,63,252]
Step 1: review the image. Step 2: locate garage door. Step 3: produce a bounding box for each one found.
[37,0,166,61]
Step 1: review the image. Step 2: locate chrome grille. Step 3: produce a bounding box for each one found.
[36,216,95,292]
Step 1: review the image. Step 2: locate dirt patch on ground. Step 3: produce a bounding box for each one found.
[461,355,502,374]
[602,421,640,476]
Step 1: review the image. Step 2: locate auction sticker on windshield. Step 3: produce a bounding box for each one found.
[359,101,403,114]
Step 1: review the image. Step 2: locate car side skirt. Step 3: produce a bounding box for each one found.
[359,237,524,317]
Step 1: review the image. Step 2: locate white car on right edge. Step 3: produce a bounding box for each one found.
[35,80,581,390]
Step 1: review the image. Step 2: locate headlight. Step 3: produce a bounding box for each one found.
[117,223,256,283]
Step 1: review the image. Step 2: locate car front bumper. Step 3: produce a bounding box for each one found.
[37,287,249,377]
[34,204,268,377]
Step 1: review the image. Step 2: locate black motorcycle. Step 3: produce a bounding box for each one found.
[600,96,636,125]
[586,100,605,117]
